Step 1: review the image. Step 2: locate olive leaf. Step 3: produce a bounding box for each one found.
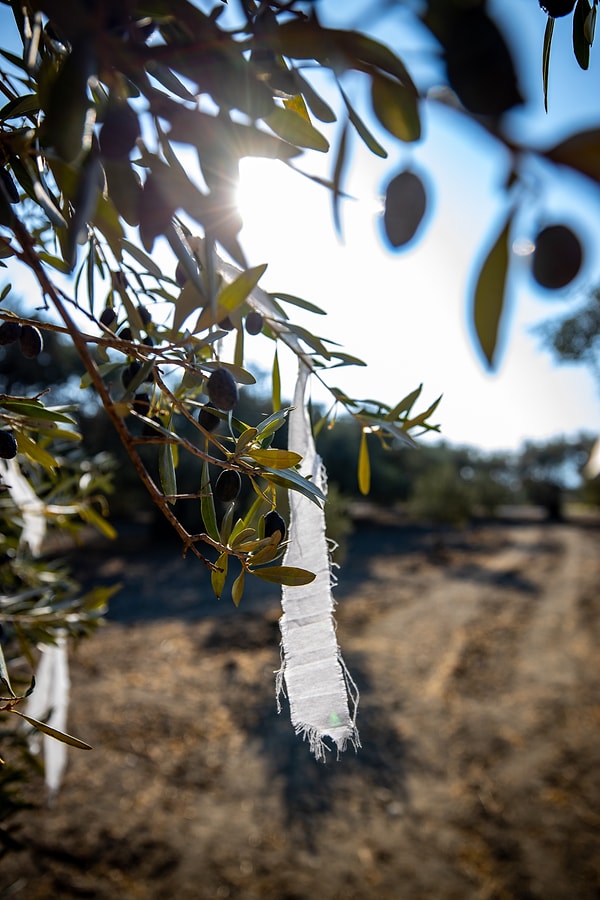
[201,460,220,543]
[251,565,315,586]
[543,16,555,113]
[358,428,370,496]
[472,210,513,369]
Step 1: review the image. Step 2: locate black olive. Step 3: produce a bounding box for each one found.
[539,0,576,16]
[132,393,151,415]
[99,306,117,327]
[0,320,22,345]
[198,403,220,433]
[206,367,238,411]
[532,224,583,290]
[99,103,141,160]
[263,510,286,542]
[19,324,43,358]
[0,429,17,459]
[122,360,141,388]
[245,311,264,335]
[214,469,241,502]
[137,304,152,327]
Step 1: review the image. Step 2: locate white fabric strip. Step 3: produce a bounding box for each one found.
[25,633,70,799]
[276,361,359,759]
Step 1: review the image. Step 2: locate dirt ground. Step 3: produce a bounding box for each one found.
[2,512,600,899]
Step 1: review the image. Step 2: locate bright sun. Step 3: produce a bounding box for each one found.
[235,157,303,240]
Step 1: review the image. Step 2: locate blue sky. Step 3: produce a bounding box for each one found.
[236,0,600,451]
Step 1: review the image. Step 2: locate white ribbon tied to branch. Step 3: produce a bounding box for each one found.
[0,457,70,795]
[276,361,360,760]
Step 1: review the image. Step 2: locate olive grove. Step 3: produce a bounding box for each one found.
[0,0,598,780]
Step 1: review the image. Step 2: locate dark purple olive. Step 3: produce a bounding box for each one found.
[383,170,427,249]
[0,320,22,345]
[19,324,43,358]
[137,304,152,327]
[263,510,286,542]
[218,316,234,332]
[198,403,220,433]
[206,367,238,411]
[99,306,116,327]
[532,224,583,289]
[539,0,575,16]
[245,311,264,335]
[132,392,151,415]
[214,469,241,502]
[99,103,141,160]
[122,360,141,388]
[119,326,133,341]
[0,429,17,459]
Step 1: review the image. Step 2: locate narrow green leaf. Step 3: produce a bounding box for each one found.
[234,320,244,370]
[159,441,177,503]
[146,60,197,101]
[247,540,280,566]
[217,264,268,313]
[270,292,326,315]
[248,448,302,469]
[256,407,291,441]
[272,348,281,413]
[121,238,163,279]
[261,466,326,506]
[38,252,72,274]
[339,86,387,158]
[358,429,370,496]
[384,385,423,421]
[0,93,39,120]
[265,105,329,152]
[194,264,268,332]
[10,709,92,750]
[231,569,245,607]
[201,460,220,542]
[332,120,349,236]
[236,427,259,455]
[78,505,117,540]
[252,565,315,586]
[371,73,421,142]
[14,431,58,470]
[229,526,255,549]
[0,399,76,424]
[542,16,555,113]
[292,70,336,123]
[211,552,228,599]
[0,642,15,699]
[473,211,512,369]
[404,394,443,430]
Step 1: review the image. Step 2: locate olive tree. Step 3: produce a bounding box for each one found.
[0,0,598,762]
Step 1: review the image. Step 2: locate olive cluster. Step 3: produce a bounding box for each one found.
[202,368,241,503]
[0,320,44,359]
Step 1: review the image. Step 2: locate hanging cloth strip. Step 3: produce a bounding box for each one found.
[276,361,360,759]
